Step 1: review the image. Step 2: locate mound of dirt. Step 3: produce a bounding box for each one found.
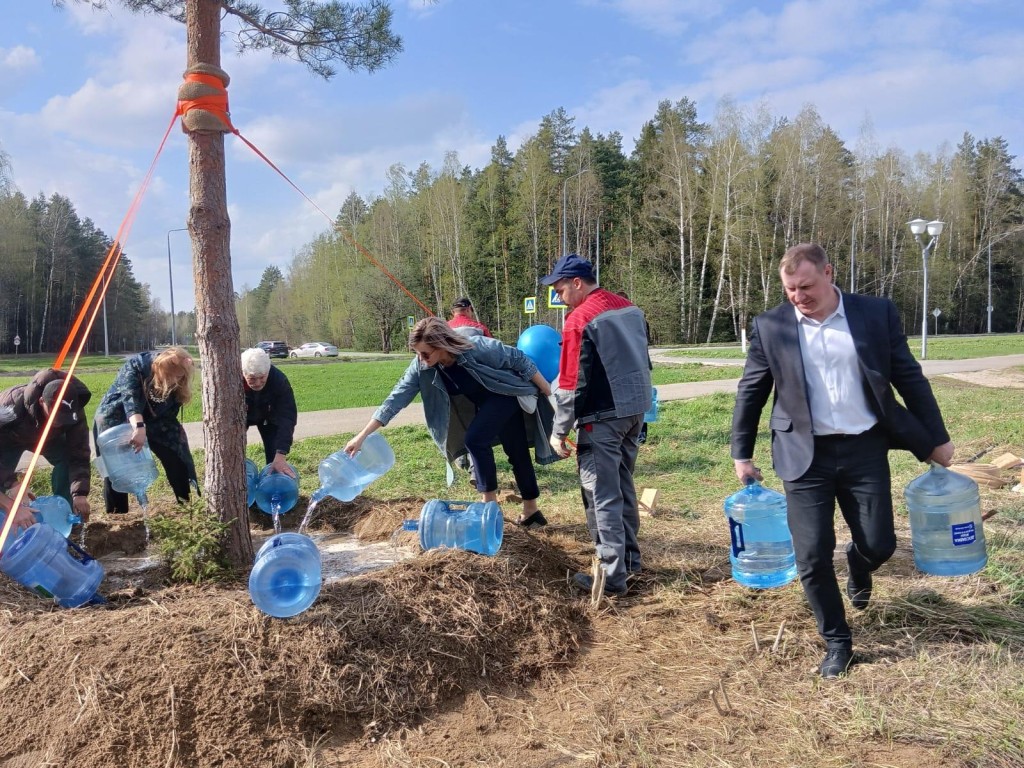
[0,503,588,768]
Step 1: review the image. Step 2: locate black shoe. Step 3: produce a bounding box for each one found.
[572,572,628,598]
[819,647,854,679]
[846,543,873,610]
[516,510,548,530]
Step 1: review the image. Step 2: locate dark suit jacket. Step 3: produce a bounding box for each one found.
[731,292,950,482]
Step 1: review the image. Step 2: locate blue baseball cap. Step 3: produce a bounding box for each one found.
[541,254,595,285]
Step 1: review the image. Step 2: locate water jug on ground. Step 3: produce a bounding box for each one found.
[643,387,659,424]
[95,423,159,508]
[403,500,504,556]
[248,532,322,617]
[904,463,988,576]
[29,496,82,538]
[723,481,797,589]
[0,522,104,608]
[245,458,259,508]
[254,464,300,516]
[311,433,396,504]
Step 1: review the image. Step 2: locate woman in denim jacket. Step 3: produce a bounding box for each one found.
[345,317,556,528]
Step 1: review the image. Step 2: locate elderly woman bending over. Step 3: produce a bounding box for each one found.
[345,317,558,528]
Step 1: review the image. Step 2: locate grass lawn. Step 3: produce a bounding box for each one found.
[664,333,1024,360]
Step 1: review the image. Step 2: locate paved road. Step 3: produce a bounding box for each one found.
[184,352,1024,452]
[18,353,1024,464]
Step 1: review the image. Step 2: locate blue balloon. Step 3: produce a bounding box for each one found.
[517,325,562,382]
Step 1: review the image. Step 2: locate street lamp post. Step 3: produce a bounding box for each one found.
[907,218,944,360]
[987,240,993,333]
[561,168,589,257]
[167,227,188,346]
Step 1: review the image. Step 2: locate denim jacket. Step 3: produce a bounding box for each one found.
[373,336,559,483]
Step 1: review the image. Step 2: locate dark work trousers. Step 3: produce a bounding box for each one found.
[255,421,283,466]
[1,439,74,505]
[577,414,644,592]
[463,394,540,500]
[101,435,193,514]
[782,427,895,650]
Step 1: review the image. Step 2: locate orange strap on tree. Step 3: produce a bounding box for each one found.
[177,66,236,134]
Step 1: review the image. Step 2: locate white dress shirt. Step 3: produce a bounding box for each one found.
[794,289,877,436]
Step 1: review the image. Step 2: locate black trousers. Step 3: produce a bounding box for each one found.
[102,436,193,514]
[463,394,540,500]
[254,421,283,466]
[782,428,895,650]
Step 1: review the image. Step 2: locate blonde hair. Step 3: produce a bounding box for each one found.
[409,317,473,357]
[148,346,195,405]
[780,243,829,275]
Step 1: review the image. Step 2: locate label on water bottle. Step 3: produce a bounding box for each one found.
[951,522,976,546]
[31,583,55,599]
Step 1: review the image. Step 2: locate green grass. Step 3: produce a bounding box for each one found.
[3,355,742,425]
[664,333,1024,361]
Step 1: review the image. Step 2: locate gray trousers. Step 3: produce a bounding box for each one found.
[577,414,644,591]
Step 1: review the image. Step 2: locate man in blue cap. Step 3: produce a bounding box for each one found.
[542,254,652,598]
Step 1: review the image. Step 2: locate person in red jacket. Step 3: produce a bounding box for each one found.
[448,298,492,338]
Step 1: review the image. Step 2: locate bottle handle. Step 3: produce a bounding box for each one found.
[65,535,96,565]
[728,517,745,558]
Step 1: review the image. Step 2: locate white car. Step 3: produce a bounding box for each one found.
[289,342,339,358]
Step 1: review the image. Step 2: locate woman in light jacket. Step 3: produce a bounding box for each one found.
[345,317,556,528]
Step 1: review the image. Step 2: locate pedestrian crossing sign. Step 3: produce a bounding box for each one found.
[547,286,567,309]
[524,296,537,314]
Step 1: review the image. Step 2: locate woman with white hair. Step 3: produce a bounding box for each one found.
[242,347,298,478]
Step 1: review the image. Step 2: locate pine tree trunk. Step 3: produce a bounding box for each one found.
[185,0,252,566]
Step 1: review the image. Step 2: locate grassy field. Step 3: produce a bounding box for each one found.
[0,355,742,424]
[665,333,1024,360]
[11,353,1024,764]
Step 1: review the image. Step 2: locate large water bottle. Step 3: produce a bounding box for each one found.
[311,433,396,504]
[245,458,259,508]
[403,500,504,556]
[0,511,29,555]
[723,481,797,589]
[29,496,82,538]
[95,423,159,508]
[904,463,988,576]
[0,522,104,608]
[643,387,659,423]
[254,464,300,516]
[248,532,322,617]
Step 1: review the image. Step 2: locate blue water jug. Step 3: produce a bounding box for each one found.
[904,463,988,576]
[403,500,504,556]
[95,423,159,508]
[29,496,82,538]
[643,387,659,423]
[311,433,396,504]
[723,481,797,589]
[0,511,29,555]
[254,464,300,516]
[0,522,104,608]
[248,532,322,617]
[244,458,259,508]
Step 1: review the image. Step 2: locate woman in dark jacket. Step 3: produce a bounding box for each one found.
[242,347,297,478]
[94,346,198,513]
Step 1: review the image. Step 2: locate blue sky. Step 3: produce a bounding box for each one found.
[2,0,1022,313]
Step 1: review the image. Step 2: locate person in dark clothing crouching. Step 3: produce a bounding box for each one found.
[242,347,298,478]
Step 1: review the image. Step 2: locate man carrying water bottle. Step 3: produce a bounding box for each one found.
[730,243,954,679]
[242,348,298,479]
[0,369,92,522]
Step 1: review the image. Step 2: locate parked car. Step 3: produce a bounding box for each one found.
[257,341,289,359]
[290,342,339,358]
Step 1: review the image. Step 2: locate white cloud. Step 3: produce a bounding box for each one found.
[1,45,39,70]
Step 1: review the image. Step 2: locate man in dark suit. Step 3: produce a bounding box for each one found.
[731,243,954,679]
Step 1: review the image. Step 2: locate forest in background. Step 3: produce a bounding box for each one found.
[3,97,1023,356]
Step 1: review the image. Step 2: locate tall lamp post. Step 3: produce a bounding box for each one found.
[166,227,188,346]
[561,168,589,257]
[907,218,944,360]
